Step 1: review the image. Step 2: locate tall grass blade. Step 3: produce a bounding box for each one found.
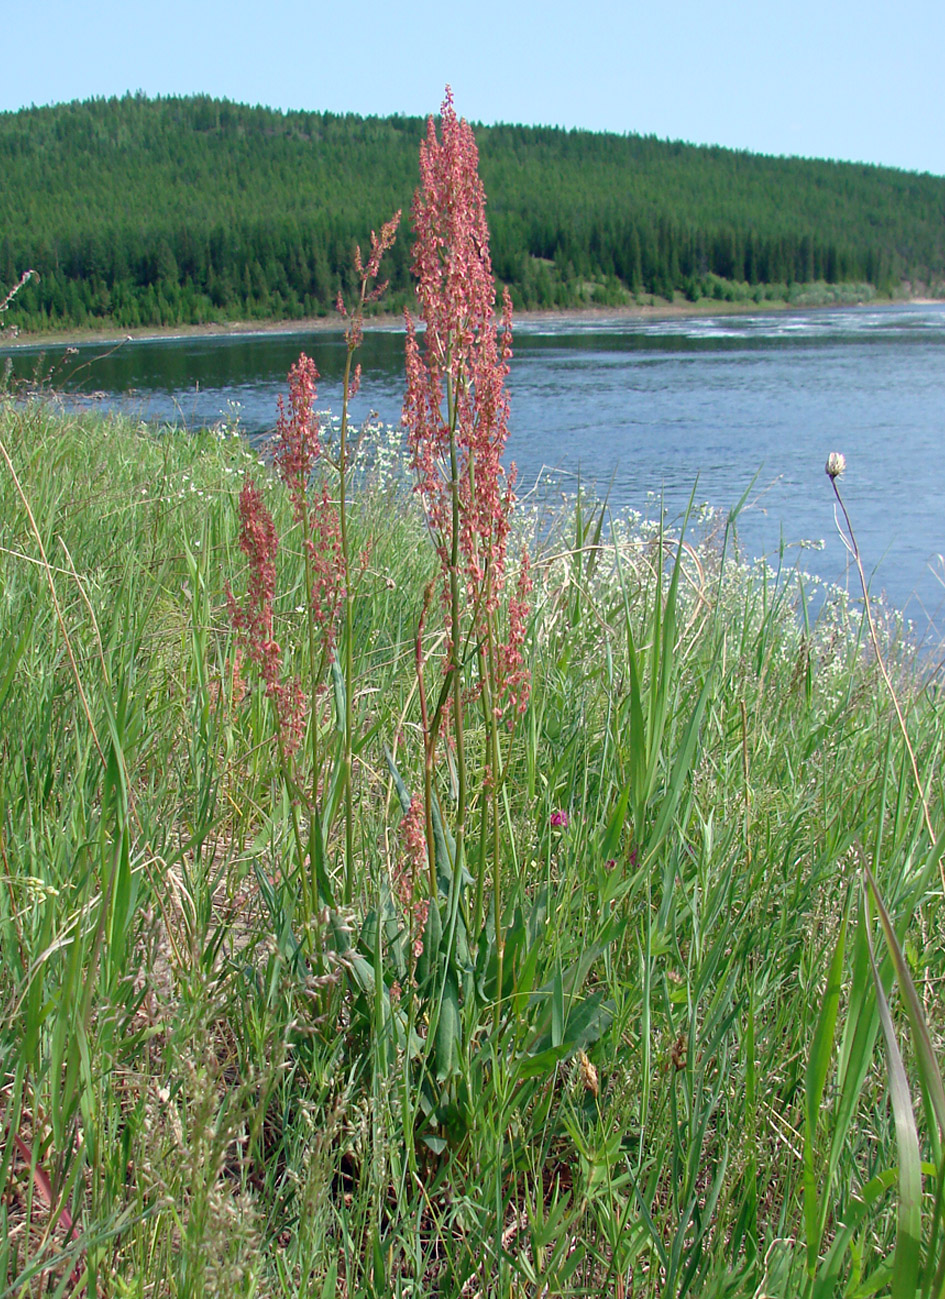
[803,899,848,1276]
[864,863,945,1151]
[863,883,923,1298]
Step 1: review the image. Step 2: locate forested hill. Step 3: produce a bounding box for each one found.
[2,93,944,334]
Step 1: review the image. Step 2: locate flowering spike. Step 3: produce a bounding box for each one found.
[273,354,321,522]
[227,479,307,753]
[403,89,530,720]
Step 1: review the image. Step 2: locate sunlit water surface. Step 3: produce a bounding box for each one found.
[6,303,945,642]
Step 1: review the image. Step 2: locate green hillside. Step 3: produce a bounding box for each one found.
[2,92,944,332]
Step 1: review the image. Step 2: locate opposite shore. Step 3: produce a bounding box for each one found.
[3,288,944,352]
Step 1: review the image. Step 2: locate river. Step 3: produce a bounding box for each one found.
[5,302,945,641]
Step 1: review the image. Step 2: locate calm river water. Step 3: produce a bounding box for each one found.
[6,303,945,639]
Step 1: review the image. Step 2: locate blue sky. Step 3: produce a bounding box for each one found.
[5,0,943,176]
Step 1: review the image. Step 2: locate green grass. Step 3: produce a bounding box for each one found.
[1,397,944,1297]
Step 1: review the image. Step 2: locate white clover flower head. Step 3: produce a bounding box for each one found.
[825,451,846,480]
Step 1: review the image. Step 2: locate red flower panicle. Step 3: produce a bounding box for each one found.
[227,480,278,677]
[272,350,349,656]
[341,210,401,359]
[227,480,306,753]
[274,354,321,523]
[403,88,529,715]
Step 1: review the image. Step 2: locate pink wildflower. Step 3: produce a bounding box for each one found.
[227,479,307,753]
[550,810,569,828]
[340,209,401,336]
[274,353,320,523]
[268,674,307,756]
[403,89,530,717]
[403,90,515,600]
[227,480,279,679]
[412,899,429,960]
[271,351,349,657]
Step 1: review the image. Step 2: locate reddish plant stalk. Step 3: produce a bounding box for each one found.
[337,211,400,902]
[403,90,532,1009]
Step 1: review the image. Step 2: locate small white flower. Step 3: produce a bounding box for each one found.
[825,452,846,479]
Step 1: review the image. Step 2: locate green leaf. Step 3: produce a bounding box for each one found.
[0,612,36,715]
[415,895,442,989]
[813,1169,897,1299]
[551,966,564,1049]
[599,777,632,864]
[319,1261,338,1299]
[308,807,335,908]
[830,895,882,1202]
[383,743,413,817]
[865,863,945,1149]
[803,903,848,1273]
[864,884,922,1299]
[647,656,717,855]
[515,1044,572,1079]
[435,971,461,1082]
[330,652,345,733]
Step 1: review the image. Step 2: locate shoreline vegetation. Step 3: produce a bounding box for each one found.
[3,93,945,1297]
[4,282,944,351]
[3,382,944,1296]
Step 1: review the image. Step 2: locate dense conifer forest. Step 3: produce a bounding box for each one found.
[2,93,944,333]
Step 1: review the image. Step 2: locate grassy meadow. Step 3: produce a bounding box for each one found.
[1,388,944,1297]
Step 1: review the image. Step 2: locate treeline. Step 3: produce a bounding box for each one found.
[2,93,944,333]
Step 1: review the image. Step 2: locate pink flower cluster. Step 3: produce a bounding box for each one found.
[274,352,346,654]
[340,211,401,392]
[403,88,530,715]
[228,353,348,746]
[227,480,306,753]
[274,354,321,524]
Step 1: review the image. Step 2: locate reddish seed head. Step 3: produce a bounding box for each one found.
[402,90,531,718]
[274,354,321,522]
[405,103,522,597]
[365,210,401,281]
[228,479,278,663]
[228,480,308,753]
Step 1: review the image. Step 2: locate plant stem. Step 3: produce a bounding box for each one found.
[830,475,938,858]
[447,369,467,889]
[339,335,356,905]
